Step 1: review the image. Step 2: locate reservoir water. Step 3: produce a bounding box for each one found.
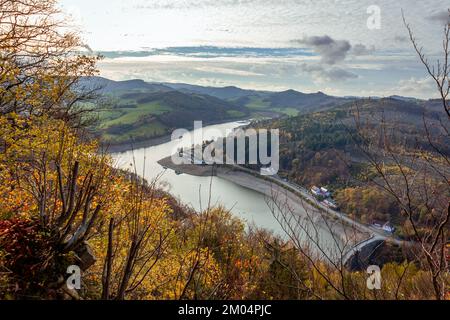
[112,121,349,259]
[112,121,285,235]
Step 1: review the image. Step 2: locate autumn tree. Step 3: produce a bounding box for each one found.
[342,10,450,299]
[0,0,106,298]
[0,0,99,126]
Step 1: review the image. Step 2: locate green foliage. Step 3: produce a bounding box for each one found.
[95,91,249,145]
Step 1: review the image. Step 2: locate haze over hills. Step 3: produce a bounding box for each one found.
[161,81,353,113]
[162,82,262,100]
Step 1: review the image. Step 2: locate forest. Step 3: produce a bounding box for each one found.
[247,98,449,240]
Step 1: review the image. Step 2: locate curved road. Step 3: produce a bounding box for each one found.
[179,154,407,263]
[225,164,407,263]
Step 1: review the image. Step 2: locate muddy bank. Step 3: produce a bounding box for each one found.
[158,156,217,177]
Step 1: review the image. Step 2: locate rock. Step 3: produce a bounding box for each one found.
[60,286,81,300]
[345,240,385,271]
[74,242,97,271]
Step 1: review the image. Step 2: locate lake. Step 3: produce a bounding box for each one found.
[111,121,286,234]
[111,121,348,259]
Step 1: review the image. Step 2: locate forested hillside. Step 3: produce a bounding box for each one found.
[79,77,249,145]
[248,97,449,240]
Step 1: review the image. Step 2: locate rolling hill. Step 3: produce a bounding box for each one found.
[82,77,434,149]
[163,82,262,100]
[86,78,250,145]
[163,82,351,116]
[245,97,449,237]
[78,76,173,95]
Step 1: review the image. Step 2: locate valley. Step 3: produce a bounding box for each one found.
[82,77,353,147]
[106,77,448,268]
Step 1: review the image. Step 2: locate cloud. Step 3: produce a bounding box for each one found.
[293,35,351,65]
[194,66,264,76]
[427,10,450,25]
[352,44,375,56]
[393,35,409,43]
[132,0,290,10]
[99,47,313,60]
[299,63,358,83]
[391,77,438,98]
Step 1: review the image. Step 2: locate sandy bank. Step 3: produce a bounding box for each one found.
[157,156,370,248]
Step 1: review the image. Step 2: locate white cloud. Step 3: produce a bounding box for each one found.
[194,66,264,76]
[427,10,450,25]
[391,77,438,98]
[299,63,358,83]
[293,35,351,65]
[59,0,450,98]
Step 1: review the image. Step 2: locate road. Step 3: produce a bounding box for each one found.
[223,164,407,263]
[179,154,407,263]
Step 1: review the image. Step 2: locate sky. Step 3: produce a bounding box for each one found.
[59,0,450,98]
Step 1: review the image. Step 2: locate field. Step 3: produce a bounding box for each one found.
[99,102,172,128]
[87,78,352,146]
[94,89,249,145]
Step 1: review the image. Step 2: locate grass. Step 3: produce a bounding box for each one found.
[97,110,124,123]
[95,92,282,145]
[96,97,173,143]
[245,96,301,116]
[245,97,271,110]
[271,107,299,117]
[103,120,168,144]
[100,101,171,128]
[227,110,246,118]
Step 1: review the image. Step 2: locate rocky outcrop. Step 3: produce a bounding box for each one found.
[345,240,407,271]
[74,242,97,271]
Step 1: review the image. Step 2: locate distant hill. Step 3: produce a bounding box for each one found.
[163,84,350,114]
[338,97,444,126]
[134,90,249,128]
[263,89,351,113]
[79,76,432,146]
[163,82,265,100]
[78,76,173,94]
[245,97,449,235]
[88,80,249,145]
[388,95,420,103]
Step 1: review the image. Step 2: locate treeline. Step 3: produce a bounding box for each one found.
[98,89,249,145]
[250,101,449,241]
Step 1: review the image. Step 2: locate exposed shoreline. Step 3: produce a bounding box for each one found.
[158,155,406,266]
[158,156,371,246]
